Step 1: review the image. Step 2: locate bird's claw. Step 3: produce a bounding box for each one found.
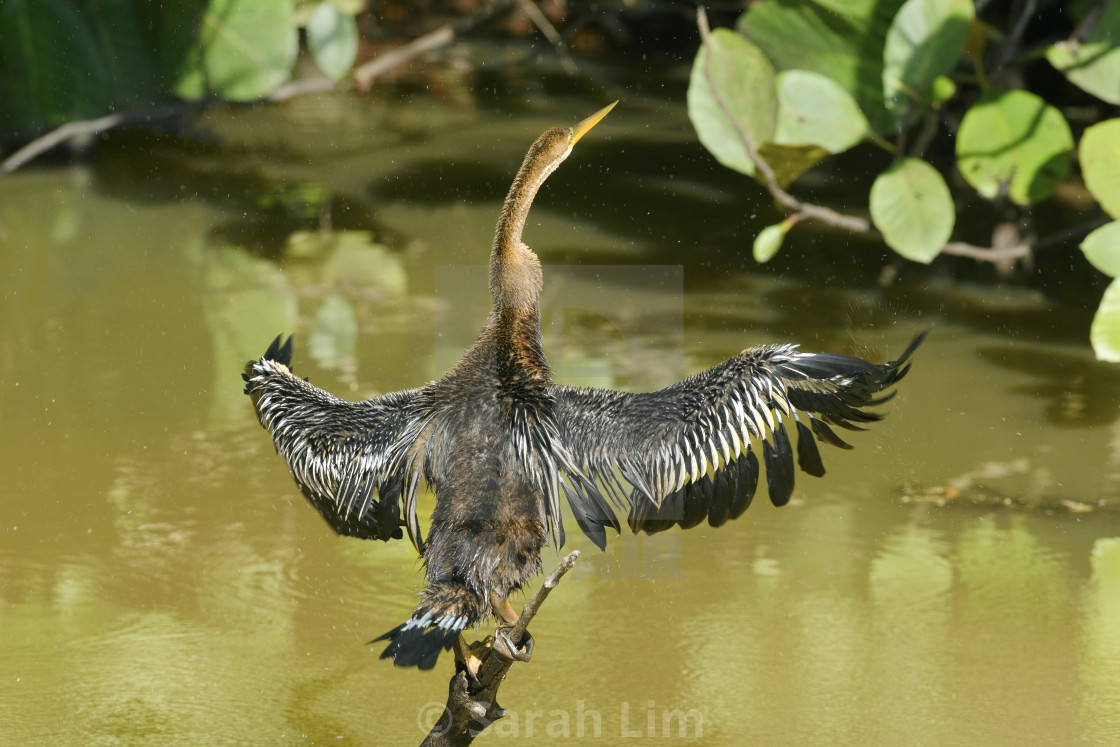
[455,634,492,685]
[494,627,533,662]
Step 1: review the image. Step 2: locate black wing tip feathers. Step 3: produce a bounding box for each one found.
[875,329,927,386]
[627,445,760,534]
[561,478,618,551]
[794,419,826,478]
[763,429,795,507]
[752,331,925,510]
[894,329,929,365]
[264,334,295,367]
[566,330,928,544]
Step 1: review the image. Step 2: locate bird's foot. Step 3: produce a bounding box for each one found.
[494,627,533,663]
[454,634,493,685]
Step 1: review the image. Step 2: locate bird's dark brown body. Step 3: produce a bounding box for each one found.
[413,305,555,633]
[243,104,925,670]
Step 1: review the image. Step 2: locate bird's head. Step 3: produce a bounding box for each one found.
[522,101,618,186]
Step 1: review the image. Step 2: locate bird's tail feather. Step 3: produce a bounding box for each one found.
[372,586,481,670]
[372,618,465,670]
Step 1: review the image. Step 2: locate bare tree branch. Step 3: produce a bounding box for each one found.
[0,102,206,176]
[942,241,1030,262]
[516,0,579,75]
[353,25,456,90]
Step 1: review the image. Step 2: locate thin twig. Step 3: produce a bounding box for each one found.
[941,241,1031,262]
[516,0,578,76]
[997,0,1038,69]
[697,4,711,40]
[1033,216,1109,251]
[509,550,579,642]
[908,108,941,160]
[267,76,338,102]
[1071,0,1107,45]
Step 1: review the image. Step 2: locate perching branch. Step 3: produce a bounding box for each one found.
[420,550,580,747]
[507,549,578,643]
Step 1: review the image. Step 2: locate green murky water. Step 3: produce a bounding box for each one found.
[3,91,1119,745]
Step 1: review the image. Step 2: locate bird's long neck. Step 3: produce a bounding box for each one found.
[489,144,564,310]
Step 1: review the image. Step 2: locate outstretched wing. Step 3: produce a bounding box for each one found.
[243,336,427,547]
[553,332,926,538]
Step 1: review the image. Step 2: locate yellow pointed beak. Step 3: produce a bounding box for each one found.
[569,101,617,146]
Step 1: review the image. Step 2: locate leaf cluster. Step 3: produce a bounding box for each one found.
[687,0,1120,359]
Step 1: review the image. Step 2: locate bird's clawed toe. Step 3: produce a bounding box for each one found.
[455,634,491,683]
[494,627,533,662]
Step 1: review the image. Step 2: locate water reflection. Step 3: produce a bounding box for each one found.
[2,95,1120,744]
[979,343,1120,427]
[1084,539,1120,742]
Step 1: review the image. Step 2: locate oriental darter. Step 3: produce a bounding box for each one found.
[243,102,925,670]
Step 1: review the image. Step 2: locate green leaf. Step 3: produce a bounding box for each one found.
[930,74,956,103]
[1081,221,1120,277]
[739,0,906,134]
[136,0,208,96]
[882,0,973,126]
[774,69,871,153]
[307,2,358,81]
[84,0,165,108]
[1045,2,1120,105]
[955,89,1073,205]
[1091,278,1120,362]
[175,0,299,101]
[1081,119,1120,218]
[756,142,830,188]
[0,0,113,135]
[294,0,365,25]
[753,221,792,263]
[869,156,954,262]
[688,28,778,177]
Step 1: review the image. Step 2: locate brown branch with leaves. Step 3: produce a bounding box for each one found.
[692,5,1091,273]
[1,0,593,177]
[694,6,871,236]
[420,550,580,747]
